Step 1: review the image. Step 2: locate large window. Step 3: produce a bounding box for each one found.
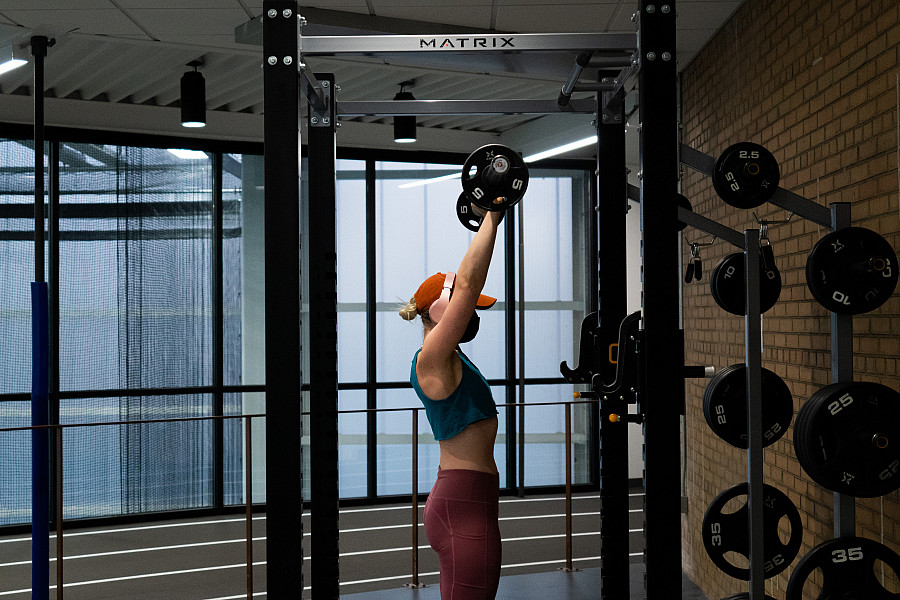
[0,135,593,528]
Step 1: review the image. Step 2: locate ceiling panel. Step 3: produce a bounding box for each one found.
[113,0,250,7]
[0,0,112,8]
[0,0,746,155]
[496,5,619,33]
[1,9,146,36]
[126,8,251,39]
[373,5,495,29]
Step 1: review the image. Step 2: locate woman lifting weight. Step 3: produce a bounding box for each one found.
[398,208,503,600]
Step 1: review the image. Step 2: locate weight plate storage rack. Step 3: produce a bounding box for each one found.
[678,141,898,599]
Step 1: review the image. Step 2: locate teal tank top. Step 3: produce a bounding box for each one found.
[410,349,498,441]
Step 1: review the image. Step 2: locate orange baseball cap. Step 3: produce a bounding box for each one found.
[414,272,497,313]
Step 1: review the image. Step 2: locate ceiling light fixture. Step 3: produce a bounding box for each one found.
[522,135,598,163]
[180,59,206,128]
[393,81,416,143]
[0,43,28,77]
[399,136,600,188]
[168,148,209,160]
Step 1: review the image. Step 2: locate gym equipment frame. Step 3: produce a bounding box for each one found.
[261,1,679,598]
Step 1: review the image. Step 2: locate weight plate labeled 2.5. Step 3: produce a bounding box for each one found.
[712,142,780,209]
[702,364,793,449]
[793,381,900,497]
[805,226,898,314]
[702,482,802,580]
[785,536,900,599]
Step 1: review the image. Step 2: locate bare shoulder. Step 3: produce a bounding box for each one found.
[416,348,462,400]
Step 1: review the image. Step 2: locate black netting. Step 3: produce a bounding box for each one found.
[57,145,216,518]
[0,138,47,526]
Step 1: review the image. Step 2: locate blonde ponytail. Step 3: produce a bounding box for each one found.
[399,297,418,321]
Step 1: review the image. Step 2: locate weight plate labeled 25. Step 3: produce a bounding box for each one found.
[805,226,898,314]
[712,142,780,209]
[702,364,793,449]
[794,381,900,497]
[702,482,802,580]
[785,536,900,600]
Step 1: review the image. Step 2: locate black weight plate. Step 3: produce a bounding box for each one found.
[702,482,802,580]
[456,192,481,231]
[805,226,898,314]
[794,381,900,497]
[455,192,504,232]
[703,363,793,448]
[721,594,777,600]
[710,252,782,316]
[786,536,900,600]
[461,144,528,212]
[791,382,856,486]
[712,142,780,209]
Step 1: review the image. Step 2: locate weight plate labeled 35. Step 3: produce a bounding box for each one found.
[702,482,802,580]
[712,142,780,209]
[805,226,898,314]
[785,536,900,599]
[702,364,793,449]
[794,381,900,497]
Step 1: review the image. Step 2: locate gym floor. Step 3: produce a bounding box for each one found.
[0,488,707,599]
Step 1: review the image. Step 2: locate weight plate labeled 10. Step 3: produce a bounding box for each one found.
[710,251,781,315]
[805,226,898,314]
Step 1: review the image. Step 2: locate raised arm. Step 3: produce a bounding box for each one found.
[421,209,501,360]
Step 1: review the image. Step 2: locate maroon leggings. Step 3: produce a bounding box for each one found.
[424,468,502,600]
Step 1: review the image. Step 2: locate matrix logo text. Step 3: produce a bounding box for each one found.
[420,37,515,49]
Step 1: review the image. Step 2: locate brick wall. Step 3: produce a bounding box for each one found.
[679,0,900,597]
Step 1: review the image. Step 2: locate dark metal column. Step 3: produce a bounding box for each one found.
[637,1,682,597]
[596,96,630,599]
[308,72,340,599]
[829,202,855,537]
[505,207,518,493]
[212,152,225,509]
[31,34,52,600]
[366,160,378,500]
[743,229,765,600]
[262,2,304,596]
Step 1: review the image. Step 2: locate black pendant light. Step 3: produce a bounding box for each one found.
[393,81,416,143]
[180,60,206,128]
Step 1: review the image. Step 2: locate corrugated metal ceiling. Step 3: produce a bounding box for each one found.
[0,1,744,154]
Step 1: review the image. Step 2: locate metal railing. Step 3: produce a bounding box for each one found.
[0,397,600,598]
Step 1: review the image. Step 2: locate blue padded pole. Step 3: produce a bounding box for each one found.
[31,281,50,600]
